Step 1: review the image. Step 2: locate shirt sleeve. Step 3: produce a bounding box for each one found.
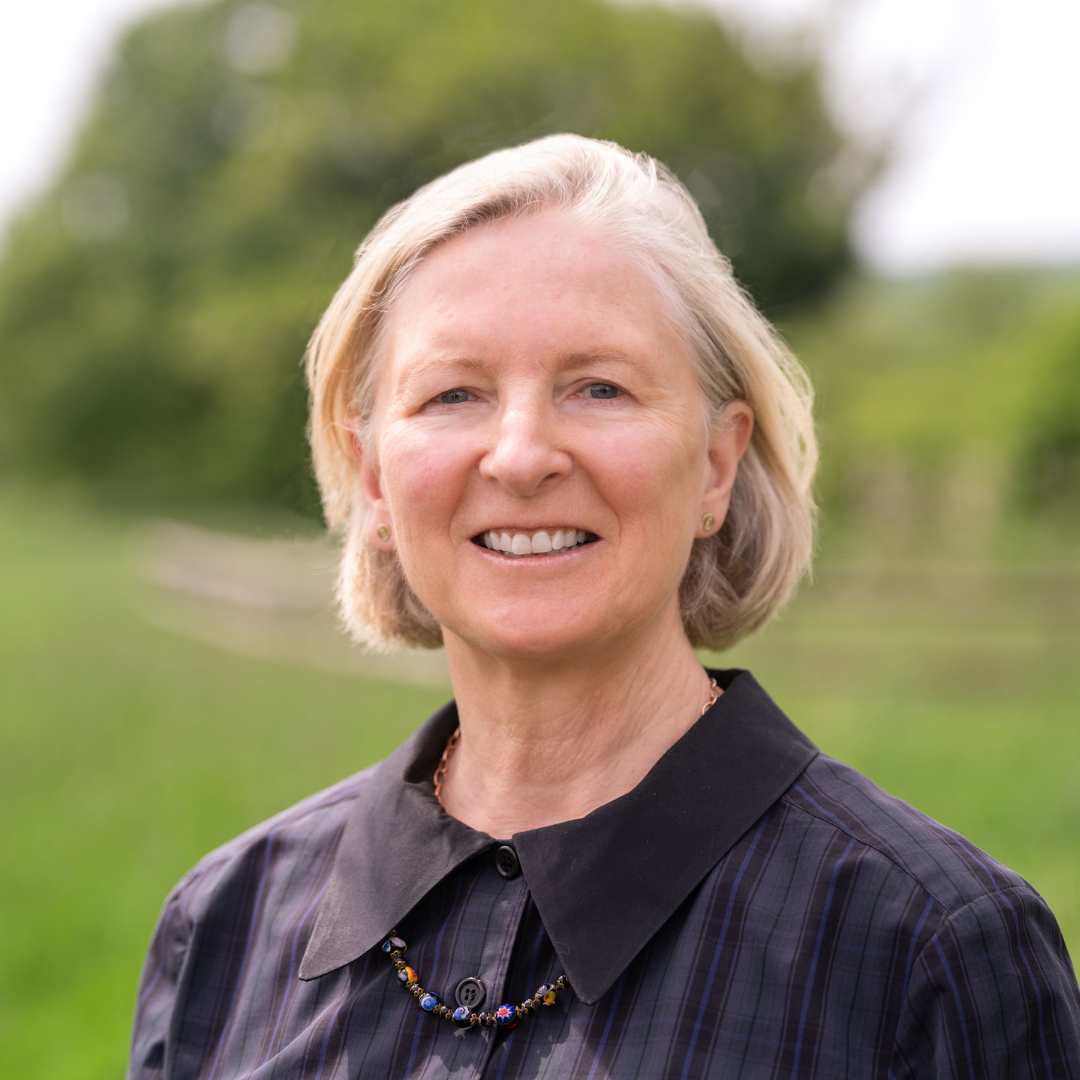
[125,887,191,1080]
[889,884,1080,1079]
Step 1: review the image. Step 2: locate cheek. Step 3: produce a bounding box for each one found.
[379,428,470,529]
[589,420,704,528]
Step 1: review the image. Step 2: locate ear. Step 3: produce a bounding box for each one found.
[347,427,364,462]
[697,401,754,538]
[351,424,395,551]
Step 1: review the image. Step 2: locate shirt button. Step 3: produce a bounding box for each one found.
[455,977,486,1010]
[495,844,521,879]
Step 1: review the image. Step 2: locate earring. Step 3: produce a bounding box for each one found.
[376,524,391,542]
[701,513,716,533]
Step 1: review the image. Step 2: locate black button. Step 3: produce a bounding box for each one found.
[455,977,486,1010]
[495,844,521,879]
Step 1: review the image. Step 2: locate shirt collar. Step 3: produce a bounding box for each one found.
[299,669,818,1003]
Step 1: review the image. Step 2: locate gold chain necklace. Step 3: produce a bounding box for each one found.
[433,677,719,803]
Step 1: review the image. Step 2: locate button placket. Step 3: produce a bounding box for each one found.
[403,857,531,1078]
[465,857,530,1068]
[473,861,529,1005]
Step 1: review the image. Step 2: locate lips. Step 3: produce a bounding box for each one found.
[474,528,596,557]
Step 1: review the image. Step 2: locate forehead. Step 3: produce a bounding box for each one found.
[380,211,690,377]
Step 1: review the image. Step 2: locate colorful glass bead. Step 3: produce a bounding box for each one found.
[541,987,558,1006]
[381,936,407,954]
[397,966,418,987]
[419,991,441,1012]
[495,1004,519,1029]
[452,1006,473,1028]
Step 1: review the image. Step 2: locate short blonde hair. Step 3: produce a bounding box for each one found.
[306,134,817,652]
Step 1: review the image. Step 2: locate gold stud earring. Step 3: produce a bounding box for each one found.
[376,524,391,542]
[701,513,716,533]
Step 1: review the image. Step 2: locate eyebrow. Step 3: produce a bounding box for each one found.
[395,355,491,394]
[394,348,651,395]
[560,350,649,374]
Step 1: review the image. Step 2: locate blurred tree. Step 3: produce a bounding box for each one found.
[1023,314,1080,516]
[0,0,860,513]
[784,270,1080,557]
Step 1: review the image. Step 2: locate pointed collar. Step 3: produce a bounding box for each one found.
[299,669,818,1003]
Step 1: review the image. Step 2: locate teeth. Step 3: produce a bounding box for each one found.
[481,528,591,557]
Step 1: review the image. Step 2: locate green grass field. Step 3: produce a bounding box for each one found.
[1,486,1077,1078]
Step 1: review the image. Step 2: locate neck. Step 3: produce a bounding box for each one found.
[437,608,715,837]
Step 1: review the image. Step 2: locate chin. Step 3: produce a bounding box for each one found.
[449,606,617,662]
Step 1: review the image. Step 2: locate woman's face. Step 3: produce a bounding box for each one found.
[363,212,750,661]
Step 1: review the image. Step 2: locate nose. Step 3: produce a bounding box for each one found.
[479,396,571,496]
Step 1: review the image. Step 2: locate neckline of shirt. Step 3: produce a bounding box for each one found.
[298,668,819,1003]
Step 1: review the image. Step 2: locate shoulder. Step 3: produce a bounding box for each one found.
[165,764,379,932]
[781,752,1034,915]
[777,755,1080,1068]
[126,765,386,1079]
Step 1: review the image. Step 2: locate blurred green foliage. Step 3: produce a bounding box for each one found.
[784,270,1080,558]
[0,0,854,512]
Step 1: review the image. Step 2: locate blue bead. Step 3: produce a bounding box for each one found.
[452,1005,473,1028]
[381,935,406,953]
[419,991,441,1013]
[495,1003,519,1029]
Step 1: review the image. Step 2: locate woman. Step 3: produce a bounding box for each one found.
[128,136,1080,1078]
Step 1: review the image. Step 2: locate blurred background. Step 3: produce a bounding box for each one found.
[1,0,1077,1074]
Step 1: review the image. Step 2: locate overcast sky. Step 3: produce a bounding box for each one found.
[1,0,1078,274]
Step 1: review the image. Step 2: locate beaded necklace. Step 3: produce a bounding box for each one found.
[381,931,568,1030]
[399,676,720,1031]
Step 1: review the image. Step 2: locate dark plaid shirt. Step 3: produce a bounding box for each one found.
[128,670,1080,1078]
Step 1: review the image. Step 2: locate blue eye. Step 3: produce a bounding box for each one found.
[585,383,619,399]
[436,388,472,404]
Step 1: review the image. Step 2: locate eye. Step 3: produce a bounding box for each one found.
[434,388,473,405]
[584,383,620,399]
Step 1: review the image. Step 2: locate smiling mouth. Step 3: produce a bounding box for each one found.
[472,528,597,557]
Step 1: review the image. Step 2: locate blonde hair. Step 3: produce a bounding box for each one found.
[306,134,817,652]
